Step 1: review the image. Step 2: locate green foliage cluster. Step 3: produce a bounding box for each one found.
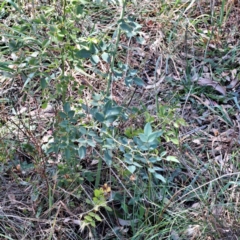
[81,188,111,230]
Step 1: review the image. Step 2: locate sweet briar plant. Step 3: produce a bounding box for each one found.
[45,98,183,231]
[34,1,183,186]
[47,98,181,180]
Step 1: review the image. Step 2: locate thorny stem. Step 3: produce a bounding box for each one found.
[106,1,126,96]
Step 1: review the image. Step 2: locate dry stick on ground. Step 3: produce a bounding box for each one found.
[181,84,193,118]
[158,189,183,221]
[126,86,138,107]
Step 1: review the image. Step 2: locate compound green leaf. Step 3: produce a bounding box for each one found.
[119,19,133,33]
[104,150,112,166]
[91,55,100,65]
[154,173,166,183]
[78,146,86,159]
[148,130,162,142]
[166,156,179,163]
[40,78,47,89]
[101,52,110,63]
[76,49,91,59]
[95,112,105,122]
[138,133,148,143]
[128,165,136,173]
[105,107,122,118]
[133,76,145,86]
[63,102,71,113]
[144,122,152,136]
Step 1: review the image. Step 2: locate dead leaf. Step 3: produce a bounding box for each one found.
[16,164,21,172]
[100,183,111,198]
[118,218,138,226]
[130,174,136,181]
[203,98,217,107]
[192,139,201,144]
[203,66,209,72]
[41,104,54,113]
[212,135,232,143]
[211,129,236,156]
[185,225,201,238]
[171,230,180,240]
[221,72,229,77]
[90,159,99,165]
[146,20,154,27]
[144,75,165,89]
[231,69,237,79]
[197,77,226,95]
[72,219,81,225]
[8,194,16,204]
[63,218,71,223]
[228,78,239,88]
[211,128,219,136]
[191,202,201,209]
[41,135,52,143]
